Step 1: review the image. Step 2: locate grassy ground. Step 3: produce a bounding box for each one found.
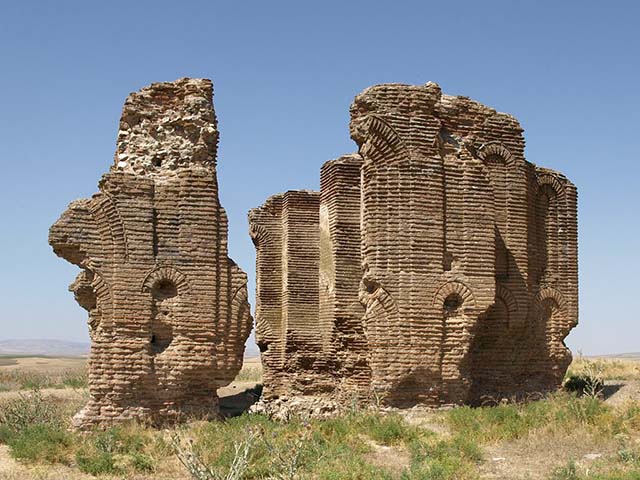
[0,355,638,479]
[0,356,87,391]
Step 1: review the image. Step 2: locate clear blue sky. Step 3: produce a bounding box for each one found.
[0,1,637,355]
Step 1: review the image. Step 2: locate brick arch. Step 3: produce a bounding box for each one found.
[141,264,191,296]
[361,279,403,388]
[535,172,564,285]
[433,281,476,311]
[362,115,410,163]
[495,285,518,320]
[91,271,112,308]
[89,194,129,262]
[249,222,270,248]
[533,287,567,316]
[536,172,565,197]
[90,270,113,329]
[478,142,514,166]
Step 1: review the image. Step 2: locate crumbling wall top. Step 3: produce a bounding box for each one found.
[113,78,219,176]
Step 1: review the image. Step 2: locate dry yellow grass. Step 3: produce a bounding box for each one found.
[0,357,86,374]
[568,355,640,381]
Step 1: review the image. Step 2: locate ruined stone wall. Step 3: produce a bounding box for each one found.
[251,82,578,408]
[249,190,335,398]
[49,78,252,427]
[319,155,369,394]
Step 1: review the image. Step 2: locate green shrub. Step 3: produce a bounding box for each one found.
[76,425,155,475]
[564,374,604,397]
[76,450,118,475]
[6,424,71,463]
[60,370,87,389]
[130,451,155,472]
[0,389,64,437]
[360,413,415,445]
[551,460,580,480]
[0,425,12,443]
[405,433,482,480]
[446,393,614,443]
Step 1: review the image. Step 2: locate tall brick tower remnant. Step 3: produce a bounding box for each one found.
[49,79,253,427]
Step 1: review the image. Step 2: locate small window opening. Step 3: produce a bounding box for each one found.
[152,279,177,300]
[444,293,463,314]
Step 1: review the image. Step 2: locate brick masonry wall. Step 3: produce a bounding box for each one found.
[49,79,253,427]
[251,82,578,407]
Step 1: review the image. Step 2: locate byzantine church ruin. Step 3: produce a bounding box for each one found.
[50,78,577,426]
[250,82,578,408]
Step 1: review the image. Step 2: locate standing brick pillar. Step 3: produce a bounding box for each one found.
[49,78,253,428]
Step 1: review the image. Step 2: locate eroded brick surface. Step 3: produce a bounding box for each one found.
[250,83,578,408]
[49,78,252,427]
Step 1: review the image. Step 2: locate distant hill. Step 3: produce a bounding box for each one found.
[598,352,640,359]
[0,339,89,357]
[0,338,261,359]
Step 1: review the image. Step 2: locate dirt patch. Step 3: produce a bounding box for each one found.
[479,430,619,479]
[604,380,640,407]
[363,438,411,476]
[0,444,97,480]
[400,408,451,436]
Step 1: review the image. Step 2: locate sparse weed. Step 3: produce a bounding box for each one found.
[0,388,73,463]
[564,374,604,397]
[405,433,482,480]
[568,355,640,382]
[6,424,72,464]
[618,448,640,465]
[0,367,87,391]
[60,370,88,388]
[565,358,605,398]
[234,364,263,382]
[0,381,637,480]
[0,388,64,435]
[446,392,617,443]
[550,459,640,480]
[551,459,580,480]
[359,412,416,446]
[75,425,157,475]
[172,428,256,480]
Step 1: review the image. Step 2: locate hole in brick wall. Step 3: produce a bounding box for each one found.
[151,279,178,300]
[444,293,462,313]
[484,153,505,164]
[152,157,162,167]
[150,279,177,354]
[443,252,454,271]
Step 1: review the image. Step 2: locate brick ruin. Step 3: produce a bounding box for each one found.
[49,78,578,424]
[49,78,252,427]
[250,82,578,408]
